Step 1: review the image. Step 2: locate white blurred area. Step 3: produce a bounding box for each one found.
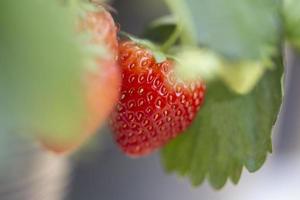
[0,133,70,200]
[221,155,300,200]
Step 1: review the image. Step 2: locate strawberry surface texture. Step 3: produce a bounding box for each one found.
[110,41,206,157]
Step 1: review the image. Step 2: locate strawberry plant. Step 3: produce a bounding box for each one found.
[1,0,300,191]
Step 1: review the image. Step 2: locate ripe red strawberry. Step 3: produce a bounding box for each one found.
[110,41,206,157]
[40,8,121,153]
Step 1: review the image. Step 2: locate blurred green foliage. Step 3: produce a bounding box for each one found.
[284,0,300,50]
[0,0,86,141]
[164,0,281,61]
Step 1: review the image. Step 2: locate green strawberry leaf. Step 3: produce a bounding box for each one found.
[283,0,300,50]
[163,0,280,61]
[0,1,87,142]
[161,56,283,189]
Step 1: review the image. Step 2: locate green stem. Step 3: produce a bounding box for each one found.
[160,26,182,52]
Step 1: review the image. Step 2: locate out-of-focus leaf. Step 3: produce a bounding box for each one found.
[163,45,270,94]
[161,56,283,189]
[164,0,280,61]
[173,47,222,82]
[219,61,266,94]
[143,16,177,44]
[0,0,86,142]
[283,0,300,50]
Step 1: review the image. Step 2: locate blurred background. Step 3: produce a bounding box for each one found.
[1,0,300,200]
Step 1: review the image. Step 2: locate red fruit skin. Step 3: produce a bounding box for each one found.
[81,10,119,55]
[81,9,120,138]
[40,9,121,154]
[110,41,206,157]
